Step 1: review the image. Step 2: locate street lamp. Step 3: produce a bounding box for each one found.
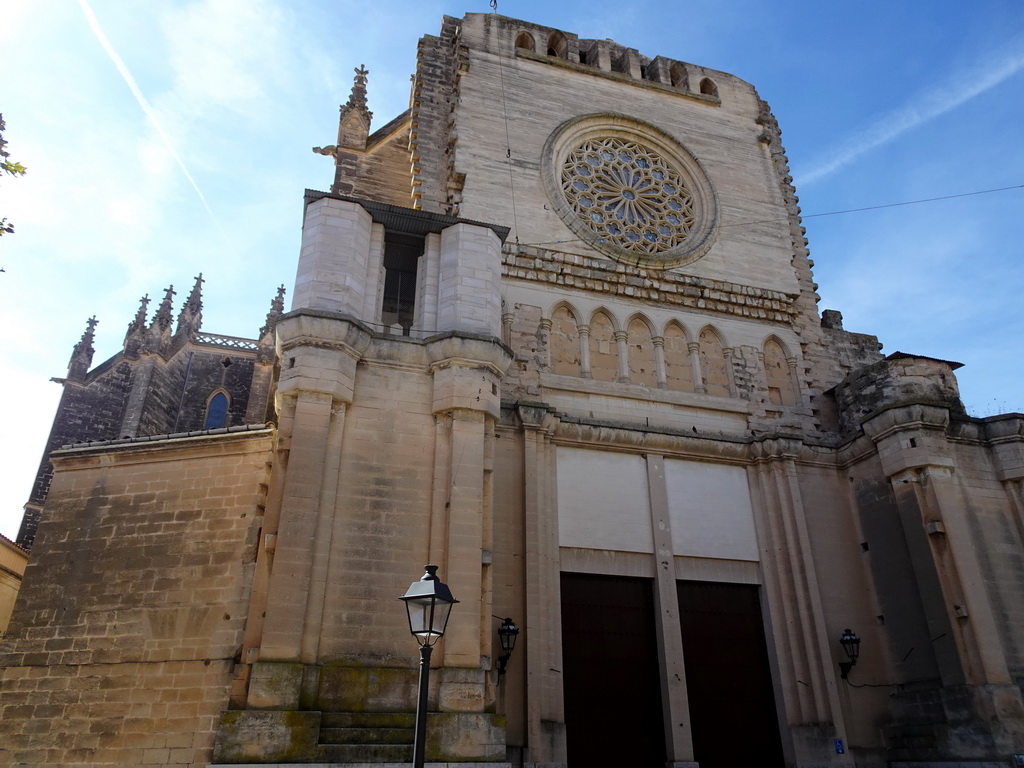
[495,617,519,675]
[400,565,458,768]
[838,628,861,680]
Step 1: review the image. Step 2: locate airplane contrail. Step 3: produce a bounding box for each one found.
[78,0,220,226]
[799,38,1024,185]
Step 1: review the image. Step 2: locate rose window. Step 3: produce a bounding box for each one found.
[542,115,719,268]
[561,138,696,255]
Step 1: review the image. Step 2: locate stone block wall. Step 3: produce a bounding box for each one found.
[0,429,274,768]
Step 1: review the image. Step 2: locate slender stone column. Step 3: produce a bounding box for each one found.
[687,341,704,394]
[578,325,591,378]
[653,336,667,388]
[614,330,630,383]
[538,317,553,370]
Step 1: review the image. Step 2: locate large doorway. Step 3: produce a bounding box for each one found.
[560,572,666,768]
[677,580,785,768]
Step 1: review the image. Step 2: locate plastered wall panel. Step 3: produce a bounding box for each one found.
[557,447,653,553]
[664,459,758,561]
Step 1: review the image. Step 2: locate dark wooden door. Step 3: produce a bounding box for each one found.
[677,581,785,767]
[560,572,666,768]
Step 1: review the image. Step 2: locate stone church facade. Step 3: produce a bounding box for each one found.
[3,12,1024,768]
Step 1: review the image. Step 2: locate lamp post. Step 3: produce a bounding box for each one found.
[838,628,861,680]
[400,565,458,768]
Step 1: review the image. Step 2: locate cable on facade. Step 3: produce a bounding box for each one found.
[723,183,1024,229]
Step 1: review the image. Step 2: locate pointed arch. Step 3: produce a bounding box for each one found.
[587,307,621,332]
[515,31,535,52]
[588,310,618,382]
[698,325,730,397]
[763,336,797,406]
[550,303,582,377]
[670,62,688,90]
[549,300,582,325]
[663,321,695,392]
[624,312,656,336]
[699,77,719,98]
[204,390,230,429]
[627,315,657,387]
[547,30,567,58]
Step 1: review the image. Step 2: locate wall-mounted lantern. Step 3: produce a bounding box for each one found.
[495,617,519,675]
[839,628,861,680]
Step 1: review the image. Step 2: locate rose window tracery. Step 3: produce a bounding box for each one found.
[561,138,696,254]
[542,115,719,269]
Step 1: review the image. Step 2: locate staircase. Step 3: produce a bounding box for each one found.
[319,712,416,763]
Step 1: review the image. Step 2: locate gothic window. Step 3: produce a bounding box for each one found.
[204,392,229,430]
[547,30,567,58]
[628,317,657,387]
[698,327,730,397]
[589,311,617,382]
[515,31,535,52]
[699,77,718,98]
[561,137,696,255]
[663,323,695,392]
[542,115,719,269]
[381,232,424,336]
[670,63,688,90]
[764,338,797,406]
[551,305,582,376]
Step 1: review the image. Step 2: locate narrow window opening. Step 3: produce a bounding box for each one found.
[699,77,718,97]
[381,232,425,336]
[547,31,567,58]
[515,32,535,52]
[204,392,229,430]
[670,63,688,89]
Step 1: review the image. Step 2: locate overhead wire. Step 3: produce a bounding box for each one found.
[722,183,1024,230]
[511,184,1023,248]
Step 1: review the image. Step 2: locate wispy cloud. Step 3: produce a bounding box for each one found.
[77,0,219,226]
[799,37,1024,185]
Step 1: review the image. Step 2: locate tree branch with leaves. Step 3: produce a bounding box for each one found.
[1,113,27,236]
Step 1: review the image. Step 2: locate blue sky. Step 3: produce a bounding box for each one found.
[1,0,1022,539]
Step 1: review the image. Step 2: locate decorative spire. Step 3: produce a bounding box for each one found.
[315,65,374,158]
[68,316,98,380]
[125,294,150,340]
[343,65,372,119]
[259,284,286,338]
[176,273,204,336]
[122,294,150,358]
[152,285,175,332]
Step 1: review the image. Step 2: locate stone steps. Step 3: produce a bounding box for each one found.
[320,743,415,763]
[318,711,416,763]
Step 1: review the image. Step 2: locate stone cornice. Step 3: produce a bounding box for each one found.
[502,244,798,323]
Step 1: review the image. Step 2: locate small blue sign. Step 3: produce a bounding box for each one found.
[834,739,845,754]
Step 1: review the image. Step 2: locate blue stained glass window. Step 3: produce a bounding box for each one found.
[205,392,229,429]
